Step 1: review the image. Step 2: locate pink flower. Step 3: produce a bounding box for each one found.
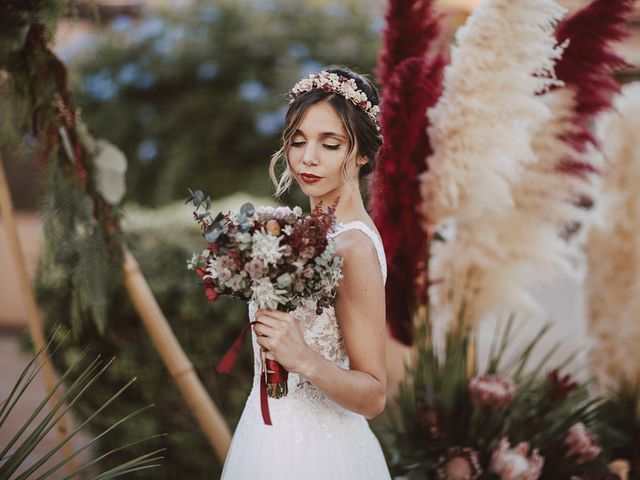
[564,423,602,464]
[491,437,544,480]
[469,375,516,409]
[436,447,482,480]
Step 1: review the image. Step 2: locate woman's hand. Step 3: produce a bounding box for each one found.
[252,309,312,373]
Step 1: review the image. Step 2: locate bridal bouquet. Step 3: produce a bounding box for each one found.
[186,189,344,400]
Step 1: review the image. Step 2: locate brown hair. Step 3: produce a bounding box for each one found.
[269,66,383,198]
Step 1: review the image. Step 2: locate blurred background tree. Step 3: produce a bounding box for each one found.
[66,0,383,210]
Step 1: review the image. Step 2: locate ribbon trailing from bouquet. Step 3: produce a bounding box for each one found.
[216,322,274,425]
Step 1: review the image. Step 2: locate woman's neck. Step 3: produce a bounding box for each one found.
[309,185,367,225]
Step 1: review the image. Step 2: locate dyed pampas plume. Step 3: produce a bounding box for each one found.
[545,0,634,244]
[419,0,568,324]
[369,0,444,344]
[375,0,441,87]
[586,83,640,390]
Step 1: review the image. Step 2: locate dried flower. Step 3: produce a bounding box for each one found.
[250,229,285,266]
[436,447,482,480]
[547,369,578,403]
[564,423,602,464]
[491,437,544,480]
[250,277,288,310]
[469,375,516,409]
[205,287,217,301]
[266,219,282,236]
[244,257,265,281]
[417,405,441,440]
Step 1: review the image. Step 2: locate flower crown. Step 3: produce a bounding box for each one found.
[288,70,381,131]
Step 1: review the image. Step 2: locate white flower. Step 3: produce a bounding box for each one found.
[203,258,219,280]
[251,229,285,266]
[293,206,303,216]
[256,206,275,216]
[283,224,294,235]
[251,277,289,309]
[274,206,293,219]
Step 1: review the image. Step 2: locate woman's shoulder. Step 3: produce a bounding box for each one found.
[332,217,387,285]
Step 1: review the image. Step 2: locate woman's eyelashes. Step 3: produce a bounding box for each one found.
[290,140,341,150]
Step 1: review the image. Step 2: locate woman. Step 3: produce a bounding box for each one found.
[220,66,391,479]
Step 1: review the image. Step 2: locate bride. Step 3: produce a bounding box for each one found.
[220,66,391,479]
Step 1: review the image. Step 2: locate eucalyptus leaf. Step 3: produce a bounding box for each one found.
[204,228,223,242]
[240,202,255,217]
[192,190,205,207]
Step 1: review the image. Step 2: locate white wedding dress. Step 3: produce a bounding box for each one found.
[220,221,392,479]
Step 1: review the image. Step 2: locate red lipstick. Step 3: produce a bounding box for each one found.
[300,173,322,184]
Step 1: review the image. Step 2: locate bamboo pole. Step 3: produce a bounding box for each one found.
[122,246,231,462]
[0,152,79,476]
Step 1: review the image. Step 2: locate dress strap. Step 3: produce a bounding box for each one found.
[330,221,387,285]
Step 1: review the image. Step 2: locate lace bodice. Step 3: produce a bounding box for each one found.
[247,220,387,405]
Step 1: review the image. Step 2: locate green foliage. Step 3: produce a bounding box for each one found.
[0,330,163,479]
[34,201,256,479]
[68,0,382,208]
[383,309,616,479]
[38,152,124,335]
[599,383,640,478]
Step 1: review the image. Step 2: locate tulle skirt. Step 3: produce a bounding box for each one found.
[220,384,392,479]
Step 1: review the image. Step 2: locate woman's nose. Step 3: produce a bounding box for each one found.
[302,143,319,166]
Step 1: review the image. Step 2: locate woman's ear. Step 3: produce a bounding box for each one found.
[357,155,369,168]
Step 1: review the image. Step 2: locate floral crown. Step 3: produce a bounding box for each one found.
[288,70,381,131]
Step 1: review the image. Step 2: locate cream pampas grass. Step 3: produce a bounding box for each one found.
[528,89,606,249]
[586,82,640,390]
[420,0,568,323]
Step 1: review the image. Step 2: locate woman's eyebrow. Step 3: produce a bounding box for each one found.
[293,130,346,140]
[320,131,347,139]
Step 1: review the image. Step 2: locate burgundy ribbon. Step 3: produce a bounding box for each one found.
[259,370,273,425]
[216,321,275,425]
[265,358,288,384]
[216,323,250,374]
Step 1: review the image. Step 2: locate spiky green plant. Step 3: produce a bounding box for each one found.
[382,303,615,479]
[0,330,164,479]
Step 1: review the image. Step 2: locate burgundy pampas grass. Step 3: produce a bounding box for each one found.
[376,0,440,87]
[370,0,444,344]
[553,0,634,175]
[369,55,445,344]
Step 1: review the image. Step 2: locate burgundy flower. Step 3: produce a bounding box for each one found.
[547,369,578,402]
[469,375,516,409]
[436,447,482,480]
[417,405,441,440]
[565,423,602,464]
[491,437,544,480]
[204,286,218,301]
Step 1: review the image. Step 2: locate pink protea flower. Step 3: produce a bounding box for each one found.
[491,437,544,480]
[469,375,516,409]
[436,447,482,480]
[565,423,602,464]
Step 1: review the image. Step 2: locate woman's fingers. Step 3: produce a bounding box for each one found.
[252,320,278,338]
[256,334,275,352]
